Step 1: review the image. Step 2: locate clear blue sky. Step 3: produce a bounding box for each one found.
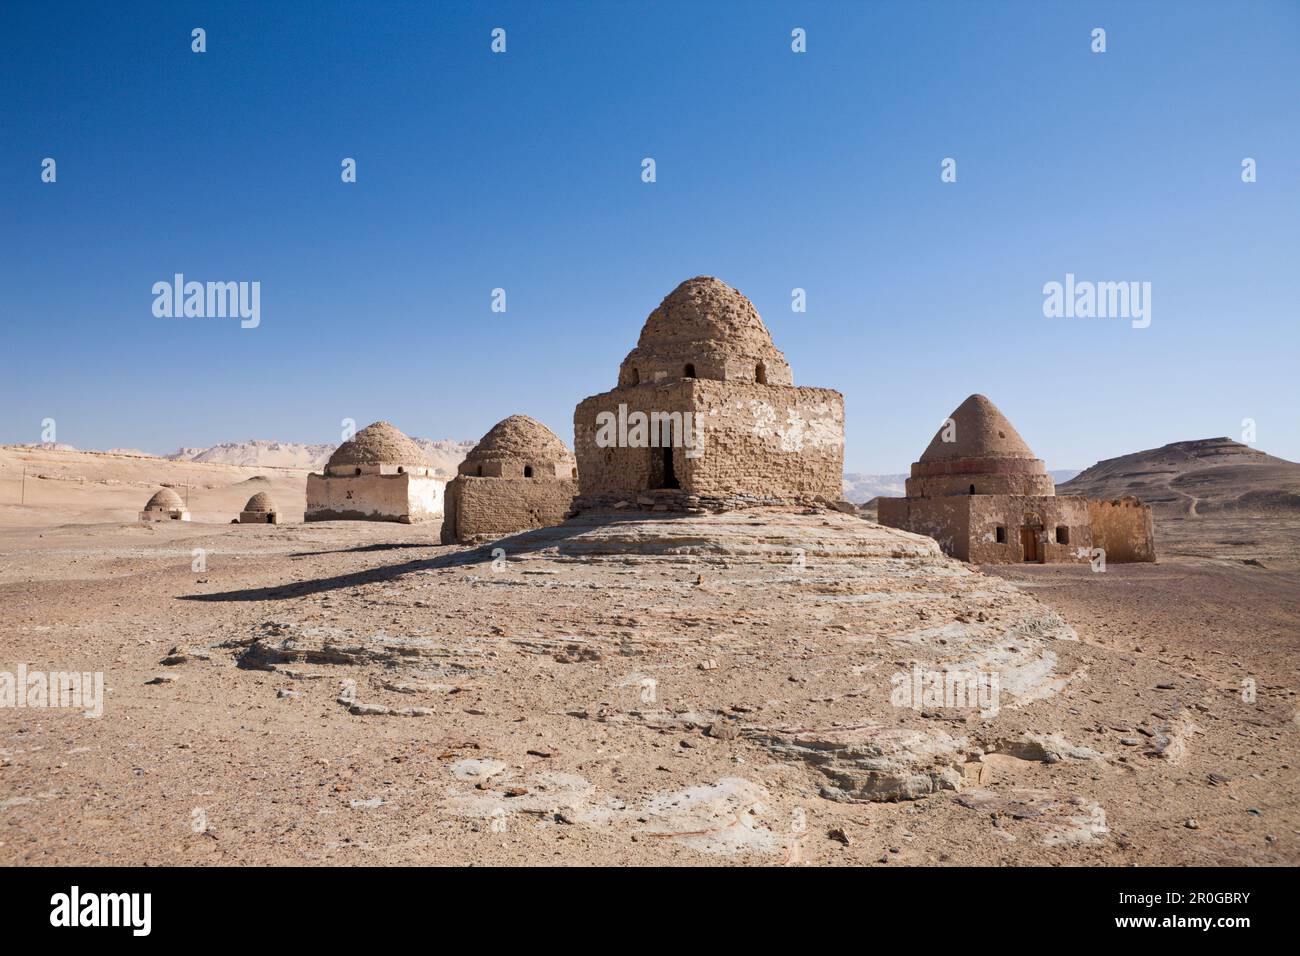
[2,0,1297,472]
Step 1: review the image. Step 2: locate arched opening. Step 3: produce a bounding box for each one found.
[969,484,976,495]
[755,363,767,384]
[397,466,404,474]
[629,368,640,385]
[684,363,696,378]
[476,465,483,477]
[355,467,362,476]
[524,465,534,478]
[660,445,679,489]
[571,467,577,478]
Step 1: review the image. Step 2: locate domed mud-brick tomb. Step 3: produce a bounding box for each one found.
[573,276,845,512]
[877,394,1155,563]
[441,415,578,544]
[238,491,279,524]
[305,421,445,523]
[139,487,190,522]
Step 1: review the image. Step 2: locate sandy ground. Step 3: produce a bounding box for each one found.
[0,450,1297,866]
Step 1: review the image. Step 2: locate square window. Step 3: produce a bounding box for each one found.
[995,526,1006,544]
[1055,526,1070,545]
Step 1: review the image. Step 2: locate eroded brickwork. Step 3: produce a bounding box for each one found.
[441,415,578,544]
[573,277,844,511]
[1088,497,1156,562]
[443,476,578,544]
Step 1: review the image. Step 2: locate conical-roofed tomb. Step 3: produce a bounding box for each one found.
[877,395,1155,563]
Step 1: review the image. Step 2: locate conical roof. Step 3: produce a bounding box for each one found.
[326,421,429,469]
[243,492,275,512]
[144,488,185,510]
[618,277,792,385]
[462,415,573,468]
[919,395,1037,463]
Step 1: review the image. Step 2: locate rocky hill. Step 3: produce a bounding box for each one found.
[1059,438,1300,517]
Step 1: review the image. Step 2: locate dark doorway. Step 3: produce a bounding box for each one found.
[661,445,679,489]
[969,484,976,495]
[756,363,767,384]
[684,363,696,378]
[1021,526,1042,563]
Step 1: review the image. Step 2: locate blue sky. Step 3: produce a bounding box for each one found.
[2,0,1297,472]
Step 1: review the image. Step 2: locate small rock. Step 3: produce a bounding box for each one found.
[828,827,850,846]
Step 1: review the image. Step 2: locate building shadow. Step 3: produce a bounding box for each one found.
[178,510,696,602]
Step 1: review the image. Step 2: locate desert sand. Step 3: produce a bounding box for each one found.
[1,444,1296,866]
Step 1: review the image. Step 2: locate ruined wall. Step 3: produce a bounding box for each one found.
[574,380,843,503]
[441,476,577,544]
[1088,497,1156,562]
[305,473,445,523]
[878,495,1091,564]
[877,497,972,560]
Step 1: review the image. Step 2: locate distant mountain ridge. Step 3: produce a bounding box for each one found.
[166,437,478,475]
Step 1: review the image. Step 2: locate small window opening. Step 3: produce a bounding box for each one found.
[629,368,640,385]
[1055,526,1070,545]
[684,363,696,378]
[995,526,1006,544]
[476,465,483,477]
[397,466,404,474]
[355,467,362,476]
[524,465,534,478]
[756,363,767,384]
[969,484,976,495]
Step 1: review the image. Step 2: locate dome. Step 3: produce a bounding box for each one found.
[326,421,429,469]
[617,277,793,386]
[243,492,275,512]
[906,395,1053,498]
[918,395,1037,463]
[144,488,185,511]
[462,416,573,467]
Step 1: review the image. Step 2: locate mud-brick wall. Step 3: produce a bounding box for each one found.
[574,382,693,496]
[442,476,577,544]
[574,380,844,501]
[1088,498,1156,562]
[966,495,1091,564]
[305,473,445,523]
[878,497,972,560]
[688,381,844,499]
